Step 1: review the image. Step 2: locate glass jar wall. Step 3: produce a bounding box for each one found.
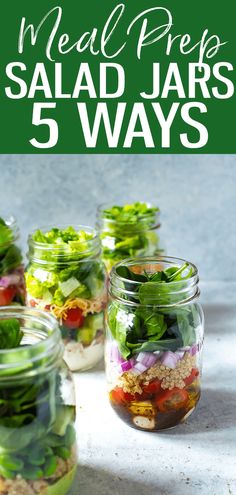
[96,202,163,272]
[0,306,77,495]
[26,225,107,371]
[106,257,204,431]
[0,216,25,306]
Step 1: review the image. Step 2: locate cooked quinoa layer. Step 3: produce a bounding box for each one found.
[118,353,196,395]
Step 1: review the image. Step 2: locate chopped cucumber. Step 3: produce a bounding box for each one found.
[76,327,94,345]
[84,313,104,332]
[77,313,104,345]
[59,277,80,297]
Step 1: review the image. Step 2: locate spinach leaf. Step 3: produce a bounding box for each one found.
[116,265,147,283]
[0,220,13,247]
[0,319,23,349]
[0,245,22,276]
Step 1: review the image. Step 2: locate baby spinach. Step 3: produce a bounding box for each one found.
[108,262,197,358]
[0,319,23,349]
[0,322,76,481]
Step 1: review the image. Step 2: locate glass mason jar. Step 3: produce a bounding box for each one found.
[0,306,77,495]
[0,216,25,306]
[106,257,204,432]
[96,202,163,272]
[26,225,107,372]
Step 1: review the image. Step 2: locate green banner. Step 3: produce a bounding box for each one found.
[0,1,235,153]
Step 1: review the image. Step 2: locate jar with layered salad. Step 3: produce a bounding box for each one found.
[26,226,107,372]
[0,306,77,495]
[106,257,204,431]
[0,216,25,306]
[96,202,163,272]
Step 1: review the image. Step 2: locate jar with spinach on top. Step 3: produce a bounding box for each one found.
[106,257,204,432]
[0,306,77,495]
[96,202,163,272]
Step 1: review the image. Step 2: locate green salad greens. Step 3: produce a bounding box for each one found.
[0,319,76,484]
[26,226,106,371]
[108,263,198,359]
[101,203,159,228]
[27,227,104,308]
[0,218,22,277]
[0,318,23,349]
[32,226,94,261]
[99,203,161,271]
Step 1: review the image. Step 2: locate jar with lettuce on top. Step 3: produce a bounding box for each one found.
[0,216,25,307]
[0,306,77,495]
[26,225,107,372]
[96,202,163,272]
[106,257,204,432]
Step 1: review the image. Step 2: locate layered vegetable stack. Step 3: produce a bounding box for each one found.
[0,319,77,495]
[98,202,162,271]
[26,227,106,371]
[0,218,25,306]
[106,262,203,431]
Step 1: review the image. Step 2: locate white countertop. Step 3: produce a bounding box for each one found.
[71,283,236,495]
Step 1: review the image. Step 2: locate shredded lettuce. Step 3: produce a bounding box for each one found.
[32,227,93,247]
[26,227,104,309]
[101,202,159,227]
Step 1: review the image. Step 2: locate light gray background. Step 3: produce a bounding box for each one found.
[0,154,235,281]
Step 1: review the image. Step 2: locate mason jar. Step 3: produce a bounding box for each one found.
[0,216,25,306]
[0,306,77,495]
[96,202,163,272]
[26,225,107,372]
[106,257,204,432]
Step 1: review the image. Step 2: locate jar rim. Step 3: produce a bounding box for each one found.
[0,306,63,375]
[109,256,199,307]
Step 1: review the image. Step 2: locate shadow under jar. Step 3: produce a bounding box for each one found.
[96,202,163,273]
[26,225,107,372]
[0,216,25,306]
[0,306,77,495]
[106,257,204,432]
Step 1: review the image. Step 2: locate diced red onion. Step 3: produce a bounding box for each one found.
[189,344,198,356]
[179,344,199,357]
[120,358,135,372]
[0,274,20,287]
[132,362,148,375]
[136,352,157,368]
[161,351,180,369]
[175,351,185,359]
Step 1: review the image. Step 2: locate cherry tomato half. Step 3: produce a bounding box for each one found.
[0,287,16,306]
[63,308,85,329]
[155,388,188,412]
[110,387,138,404]
[184,368,199,386]
[140,380,162,399]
